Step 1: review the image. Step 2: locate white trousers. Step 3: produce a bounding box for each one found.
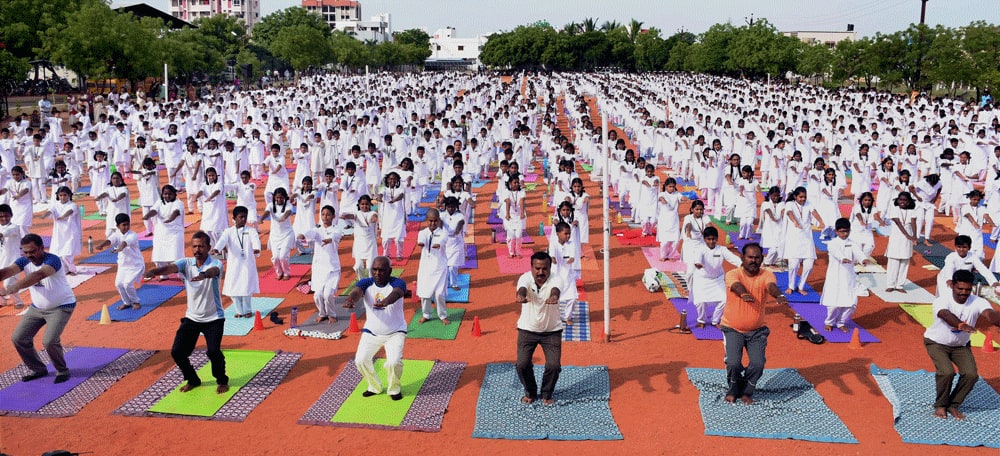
[886,258,911,289]
[312,271,341,318]
[355,331,406,395]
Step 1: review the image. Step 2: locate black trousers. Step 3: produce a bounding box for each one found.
[171,318,228,386]
[515,329,562,400]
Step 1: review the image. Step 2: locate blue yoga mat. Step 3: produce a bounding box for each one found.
[669,298,722,340]
[811,231,831,252]
[80,240,153,264]
[407,207,428,222]
[686,367,858,443]
[472,363,622,440]
[871,364,1000,448]
[223,297,284,336]
[420,191,439,203]
[446,274,470,303]
[0,347,127,412]
[774,273,821,302]
[460,244,478,269]
[562,301,591,342]
[790,302,880,343]
[86,285,183,322]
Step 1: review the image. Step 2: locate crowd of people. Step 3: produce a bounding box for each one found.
[1,71,998,417]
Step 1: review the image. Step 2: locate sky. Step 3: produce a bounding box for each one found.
[118,0,993,38]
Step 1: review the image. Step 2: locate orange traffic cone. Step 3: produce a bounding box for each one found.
[99,304,112,325]
[848,327,863,350]
[253,311,265,331]
[984,331,997,353]
[347,313,361,334]
[471,316,482,337]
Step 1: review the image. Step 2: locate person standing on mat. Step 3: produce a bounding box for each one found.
[344,256,408,400]
[924,269,1000,420]
[721,242,788,405]
[515,251,567,406]
[144,231,229,394]
[0,233,78,383]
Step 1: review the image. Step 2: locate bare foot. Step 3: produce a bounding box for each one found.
[418,317,429,324]
[741,395,754,405]
[885,288,895,293]
[179,383,199,392]
[922,240,932,247]
[542,398,555,406]
[117,303,131,310]
[724,394,737,403]
[932,406,948,419]
[797,289,808,296]
[785,288,793,295]
[521,395,534,404]
[947,406,966,420]
[696,322,705,329]
[216,384,230,394]
[839,326,850,333]
[131,303,141,310]
[824,325,833,332]
[441,318,451,325]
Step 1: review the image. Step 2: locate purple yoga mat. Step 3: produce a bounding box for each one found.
[789,302,880,343]
[460,244,478,269]
[0,347,128,412]
[494,231,533,244]
[669,298,723,340]
[487,209,503,225]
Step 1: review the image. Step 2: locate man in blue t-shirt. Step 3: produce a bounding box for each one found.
[145,231,229,393]
[0,234,77,383]
[344,256,408,400]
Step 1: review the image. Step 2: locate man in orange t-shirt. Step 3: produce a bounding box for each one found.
[721,243,788,405]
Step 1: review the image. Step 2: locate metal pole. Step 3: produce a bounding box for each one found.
[919,0,928,24]
[163,63,169,101]
[601,99,611,342]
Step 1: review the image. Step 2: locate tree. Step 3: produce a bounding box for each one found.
[634,28,670,71]
[961,21,1000,95]
[330,30,367,68]
[191,14,248,61]
[797,43,833,82]
[601,20,622,32]
[581,18,599,33]
[394,29,429,48]
[252,7,330,49]
[1,0,103,59]
[689,23,734,74]
[727,19,801,77]
[268,24,333,71]
[625,19,644,44]
[606,27,635,70]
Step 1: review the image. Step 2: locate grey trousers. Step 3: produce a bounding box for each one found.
[721,325,769,398]
[924,338,978,408]
[515,329,562,400]
[12,304,75,375]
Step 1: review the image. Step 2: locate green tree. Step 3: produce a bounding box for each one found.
[268,24,333,71]
[690,23,734,74]
[961,21,1000,95]
[727,19,801,77]
[625,19,644,44]
[924,27,970,95]
[634,28,669,71]
[252,7,330,49]
[1,0,103,59]
[606,27,635,70]
[394,29,430,48]
[330,30,368,68]
[797,43,833,82]
[191,14,248,61]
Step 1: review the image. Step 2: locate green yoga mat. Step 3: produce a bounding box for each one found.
[148,350,276,417]
[332,359,434,426]
[340,267,404,296]
[707,216,741,233]
[899,303,999,348]
[407,308,465,339]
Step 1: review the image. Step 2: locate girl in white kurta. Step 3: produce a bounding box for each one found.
[378,172,407,260]
[89,151,110,216]
[759,187,784,266]
[636,164,660,236]
[549,222,579,320]
[212,206,261,318]
[821,218,869,331]
[885,192,919,292]
[341,194,378,280]
[416,208,449,323]
[180,143,204,214]
[263,144,289,204]
[957,190,993,261]
[235,171,259,229]
[297,206,343,321]
[682,199,708,303]
[850,145,874,197]
[735,166,757,240]
[338,162,365,219]
[135,157,160,236]
[816,168,843,239]
[783,187,824,295]
[1,166,32,236]
[292,176,317,254]
[441,197,467,287]
[567,178,590,244]
[263,187,294,281]
[656,178,683,261]
[99,172,131,239]
[318,168,341,226]
[690,226,742,327]
[46,187,81,275]
[97,214,144,310]
[503,176,527,258]
[849,192,883,259]
[144,185,185,276]
[199,168,228,245]
[441,177,472,229]
[913,174,942,245]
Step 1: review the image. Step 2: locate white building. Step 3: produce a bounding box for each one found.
[426,27,488,71]
[782,30,857,48]
[302,0,391,43]
[168,0,260,29]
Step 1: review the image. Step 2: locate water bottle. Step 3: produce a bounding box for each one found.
[679,309,689,331]
[792,314,801,332]
[289,306,298,329]
[88,236,94,254]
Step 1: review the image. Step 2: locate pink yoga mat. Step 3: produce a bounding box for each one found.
[495,246,533,274]
[641,247,687,272]
[259,264,312,294]
[494,231,534,244]
[377,235,417,266]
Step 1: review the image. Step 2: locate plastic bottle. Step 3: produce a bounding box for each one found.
[290,306,298,329]
[792,314,801,332]
[88,236,94,254]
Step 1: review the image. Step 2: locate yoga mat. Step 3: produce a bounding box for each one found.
[86,285,184,322]
[658,273,686,299]
[708,216,740,233]
[407,207,428,222]
[407,308,465,339]
[898,304,999,348]
[223,297,284,336]
[612,228,657,247]
[331,359,434,426]
[641,247,687,272]
[811,231,831,252]
[686,367,857,444]
[420,190,440,203]
[460,244,478,269]
[116,350,300,421]
[871,364,1000,448]
[0,348,154,418]
[984,233,997,250]
[522,173,538,183]
[789,302,880,343]
[524,183,538,191]
[860,273,936,304]
[446,274,471,303]
[258,264,312,294]
[289,253,313,264]
[916,240,954,258]
[487,209,503,225]
[377,235,417,266]
[495,247,533,275]
[66,265,110,288]
[856,257,887,273]
[148,350,276,417]
[562,301,591,342]
[774,274,821,302]
[494,230,534,244]
[340,267,403,296]
[669,298,722,340]
[80,240,153,264]
[299,359,464,431]
[284,299,365,340]
[0,347,127,413]
[472,363,623,440]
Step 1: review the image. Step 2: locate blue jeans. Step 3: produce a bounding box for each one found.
[721,325,769,398]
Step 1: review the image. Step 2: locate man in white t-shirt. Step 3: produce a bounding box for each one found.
[144,231,229,394]
[0,234,77,383]
[514,251,566,406]
[344,256,408,400]
[924,269,1000,420]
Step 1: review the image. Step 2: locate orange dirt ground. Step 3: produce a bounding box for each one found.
[1,92,997,456]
